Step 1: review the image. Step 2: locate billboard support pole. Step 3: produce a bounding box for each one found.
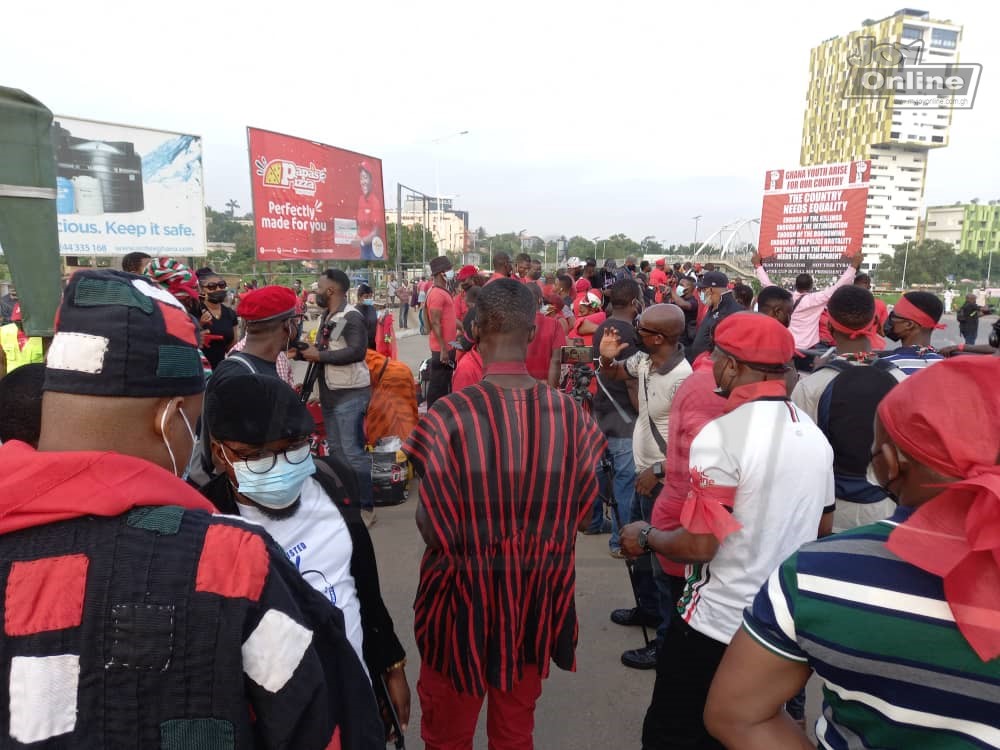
[396,182,402,278]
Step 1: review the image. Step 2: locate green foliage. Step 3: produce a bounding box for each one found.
[385,222,439,266]
[874,240,992,288]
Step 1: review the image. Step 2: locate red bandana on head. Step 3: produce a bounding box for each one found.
[880,357,1000,662]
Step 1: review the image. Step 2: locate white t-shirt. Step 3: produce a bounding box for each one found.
[238,476,365,672]
[679,399,834,644]
[624,352,692,472]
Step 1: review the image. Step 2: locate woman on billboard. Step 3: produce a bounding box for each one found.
[357,161,384,260]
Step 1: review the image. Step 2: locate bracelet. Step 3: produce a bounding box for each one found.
[958,343,965,352]
[385,658,407,674]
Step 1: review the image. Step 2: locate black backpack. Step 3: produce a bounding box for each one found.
[816,358,901,502]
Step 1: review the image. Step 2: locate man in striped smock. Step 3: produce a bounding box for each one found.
[706,356,1000,749]
[404,279,606,749]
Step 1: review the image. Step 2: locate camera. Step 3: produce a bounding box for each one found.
[560,345,593,365]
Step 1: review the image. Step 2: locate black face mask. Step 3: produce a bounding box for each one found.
[884,313,901,342]
[207,291,227,304]
[315,293,330,309]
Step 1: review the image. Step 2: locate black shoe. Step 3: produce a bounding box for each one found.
[621,643,658,670]
[610,607,662,628]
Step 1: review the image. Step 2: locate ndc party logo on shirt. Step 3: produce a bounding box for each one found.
[255,157,328,197]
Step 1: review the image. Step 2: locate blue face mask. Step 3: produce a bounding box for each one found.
[226,446,316,509]
[362,298,375,306]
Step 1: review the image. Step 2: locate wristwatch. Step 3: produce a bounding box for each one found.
[652,463,665,479]
[638,525,655,552]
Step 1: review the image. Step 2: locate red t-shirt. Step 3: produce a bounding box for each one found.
[454,291,469,323]
[650,365,726,577]
[650,269,669,287]
[425,285,457,353]
[452,347,484,390]
[525,313,567,382]
[570,311,606,347]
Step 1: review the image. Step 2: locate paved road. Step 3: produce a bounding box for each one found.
[362,309,996,748]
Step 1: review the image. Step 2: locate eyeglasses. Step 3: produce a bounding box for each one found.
[203,281,228,291]
[225,440,311,474]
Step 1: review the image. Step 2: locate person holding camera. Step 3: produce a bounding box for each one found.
[597,303,693,671]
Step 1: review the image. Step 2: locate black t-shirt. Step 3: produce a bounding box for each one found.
[200,305,238,369]
[678,292,700,345]
[591,319,640,438]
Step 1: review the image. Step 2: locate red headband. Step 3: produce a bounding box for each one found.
[879,357,1000,661]
[893,296,945,330]
[827,314,871,339]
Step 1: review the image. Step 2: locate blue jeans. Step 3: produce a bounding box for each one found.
[590,438,636,546]
[418,307,427,335]
[964,330,977,345]
[400,301,410,328]
[321,389,374,510]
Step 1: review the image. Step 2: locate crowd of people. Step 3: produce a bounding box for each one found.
[0,246,997,749]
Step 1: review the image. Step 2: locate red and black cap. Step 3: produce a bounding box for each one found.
[44,269,205,398]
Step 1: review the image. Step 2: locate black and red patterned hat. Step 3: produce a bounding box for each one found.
[44,269,205,398]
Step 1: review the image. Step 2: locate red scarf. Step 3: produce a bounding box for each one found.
[722,380,788,414]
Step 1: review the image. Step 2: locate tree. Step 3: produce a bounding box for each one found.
[566,235,597,259]
[225,199,240,217]
[874,240,990,288]
[385,222,439,266]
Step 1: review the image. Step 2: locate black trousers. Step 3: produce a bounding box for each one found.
[642,618,727,750]
[426,351,453,408]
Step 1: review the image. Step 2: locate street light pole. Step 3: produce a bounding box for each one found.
[692,215,702,252]
[901,240,911,290]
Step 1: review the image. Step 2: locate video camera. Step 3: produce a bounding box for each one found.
[560,344,595,407]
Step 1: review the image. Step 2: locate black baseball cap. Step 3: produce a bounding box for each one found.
[697,271,729,289]
[206,374,314,444]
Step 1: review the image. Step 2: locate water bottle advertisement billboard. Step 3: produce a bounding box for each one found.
[9,117,206,257]
[247,127,387,262]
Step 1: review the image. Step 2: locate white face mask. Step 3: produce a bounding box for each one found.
[161,404,196,480]
[699,290,710,305]
[444,270,455,281]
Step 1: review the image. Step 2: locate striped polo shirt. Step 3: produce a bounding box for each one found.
[744,506,1000,749]
[881,345,945,376]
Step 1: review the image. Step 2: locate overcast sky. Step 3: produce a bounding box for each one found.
[5,1,997,245]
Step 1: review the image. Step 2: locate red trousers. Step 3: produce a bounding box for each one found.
[417,661,543,750]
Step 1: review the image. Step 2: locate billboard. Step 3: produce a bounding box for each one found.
[14,117,205,257]
[247,127,387,262]
[757,160,871,276]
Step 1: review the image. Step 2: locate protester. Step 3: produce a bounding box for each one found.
[142,258,212,378]
[0,269,382,747]
[488,251,513,283]
[424,256,457,406]
[299,269,375,526]
[529,257,543,282]
[620,312,834,750]
[732,283,754,310]
[668,275,700,347]
[201,373,411,742]
[453,265,479,322]
[706,356,1000,749]
[957,292,992,345]
[404,279,605,748]
[565,256,584,280]
[571,290,606,346]
[0,302,44,376]
[617,255,639,282]
[0,286,16,326]
[120,251,151,275]
[752,252,862,369]
[395,277,410,329]
[514,252,532,282]
[792,285,905,532]
[598,304,693,670]
[356,283,378,349]
[687,271,742,362]
[755,285,793,326]
[591,280,643,555]
[881,290,946,374]
[525,283,566,386]
[196,268,238,369]
[650,258,669,291]
[216,286,300,388]
[417,277,431,335]
[854,272,888,349]
[0,361,44,446]
[409,279,421,333]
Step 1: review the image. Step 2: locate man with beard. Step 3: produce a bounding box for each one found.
[201,374,411,744]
